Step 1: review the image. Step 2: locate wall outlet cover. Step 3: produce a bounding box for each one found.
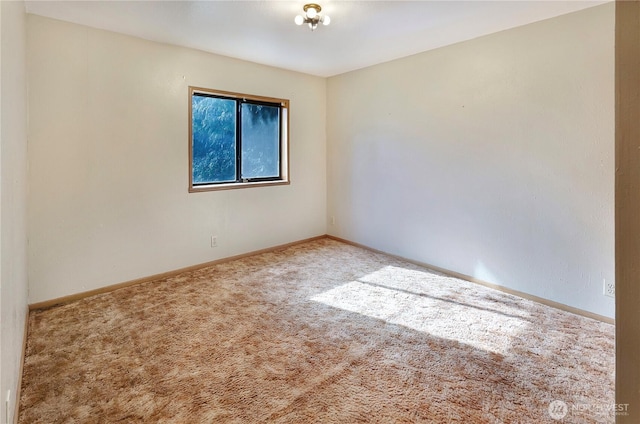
[604,279,615,298]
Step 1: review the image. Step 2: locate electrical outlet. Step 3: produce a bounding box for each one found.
[603,279,615,298]
[211,236,218,248]
[330,216,335,225]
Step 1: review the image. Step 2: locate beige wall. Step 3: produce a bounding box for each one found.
[0,1,29,422]
[327,4,615,318]
[27,15,327,303]
[615,0,640,420]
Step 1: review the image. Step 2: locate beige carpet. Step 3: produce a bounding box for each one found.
[19,238,614,423]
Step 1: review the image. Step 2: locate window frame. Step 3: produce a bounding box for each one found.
[188,86,290,192]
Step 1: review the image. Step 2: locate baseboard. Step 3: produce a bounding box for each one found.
[29,235,327,311]
[327,235,615,325]
[29,232,615,325]
[13,308,29,424]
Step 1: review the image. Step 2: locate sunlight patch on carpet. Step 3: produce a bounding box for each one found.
[311,265,530,355]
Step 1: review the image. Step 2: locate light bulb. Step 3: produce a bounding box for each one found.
[306,7,317,19]
[294,15,304,25]
[322,15,330,25]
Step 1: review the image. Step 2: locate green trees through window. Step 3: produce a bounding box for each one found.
[192,95,236,183]
[189,87,289,191]
[240,103,280,179]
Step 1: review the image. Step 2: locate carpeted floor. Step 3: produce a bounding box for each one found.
[19,238,614,423]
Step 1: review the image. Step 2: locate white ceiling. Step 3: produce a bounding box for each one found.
[25,0,608,77]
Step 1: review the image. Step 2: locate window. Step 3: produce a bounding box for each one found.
[189,87,289,192]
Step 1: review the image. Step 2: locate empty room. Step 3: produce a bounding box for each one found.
[2,0,639,422]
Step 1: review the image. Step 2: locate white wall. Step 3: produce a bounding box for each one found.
[327,4,615,318]
[0,1,29,422]
[27,15,327,303]
[27,5,615,320]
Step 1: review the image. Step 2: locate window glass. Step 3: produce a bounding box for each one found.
[241,103,280,179]
[191,95,236,184]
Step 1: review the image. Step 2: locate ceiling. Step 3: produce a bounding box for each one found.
[25,0,608,77]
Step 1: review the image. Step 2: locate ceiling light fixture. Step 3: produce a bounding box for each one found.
[295,3,330,31]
